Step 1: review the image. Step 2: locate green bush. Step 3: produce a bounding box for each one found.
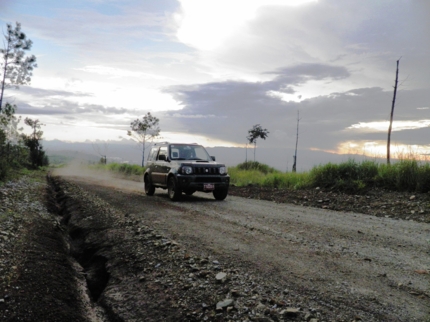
[309,162,340,188]
[236,161,277,174]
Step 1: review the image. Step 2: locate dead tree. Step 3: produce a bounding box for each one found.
[387,58,400,165]
[292,110,301,172]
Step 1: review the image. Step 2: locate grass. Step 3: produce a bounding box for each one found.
[96,159,430,194]
[230,162,311,189]
[230,159,430,193]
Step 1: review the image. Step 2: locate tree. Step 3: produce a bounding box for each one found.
[0,102,22,142]
[0,102,22,166]
[127,112,160,167]
[247,124,269,162]
[0,22,37,113]
[387,58,400,165]
[21,117,48,168]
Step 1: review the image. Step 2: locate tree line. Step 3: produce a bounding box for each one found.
[0,22,48,181]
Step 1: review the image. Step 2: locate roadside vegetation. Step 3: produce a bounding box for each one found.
[230,159,430,194]
[86,158,430,194]
[0,22,47,183]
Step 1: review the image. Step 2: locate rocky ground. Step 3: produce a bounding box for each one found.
[228,185,430,223]
[0,171,429,321]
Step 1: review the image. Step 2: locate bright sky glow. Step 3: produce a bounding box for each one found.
[348,120,430,132]
[335,141,430,160]
[176,0,318,51]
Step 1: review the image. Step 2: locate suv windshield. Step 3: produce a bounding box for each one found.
[169,144,212,161]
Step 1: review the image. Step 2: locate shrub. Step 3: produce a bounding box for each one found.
[374,163,394,189]
[236,161,277,174]
[308,160,379,193]
[417,163,430,193]
[228,167,267,186]
[395,159,419,191]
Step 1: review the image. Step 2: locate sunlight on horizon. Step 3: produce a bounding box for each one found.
[348,120,430,132]
[334,141,430,160]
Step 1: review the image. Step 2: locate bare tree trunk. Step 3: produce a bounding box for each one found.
[292,110,300,172]
[141,140,145,167]
[0,37,11,113]
[245,143,248,168]
[387,59,400,165]
[254,141,256,162]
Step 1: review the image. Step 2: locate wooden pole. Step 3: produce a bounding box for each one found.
[292,110,300,172]
[387,59,400,165]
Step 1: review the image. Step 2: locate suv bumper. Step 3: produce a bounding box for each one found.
[176,174,230,191]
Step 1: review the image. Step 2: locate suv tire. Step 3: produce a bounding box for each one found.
[144,175,155,196]
[168,176,181,201]
[213,188,228,201]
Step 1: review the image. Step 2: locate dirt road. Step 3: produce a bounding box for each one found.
[52,169,430,322]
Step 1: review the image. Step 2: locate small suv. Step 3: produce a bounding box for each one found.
[144,142,230,201]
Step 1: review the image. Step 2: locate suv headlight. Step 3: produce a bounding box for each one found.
[182,166,193,174]
[219,166,227,175]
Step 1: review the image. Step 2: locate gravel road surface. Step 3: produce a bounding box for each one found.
[56,169,430,322]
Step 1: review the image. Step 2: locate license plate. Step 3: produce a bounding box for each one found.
[204,183,215,191]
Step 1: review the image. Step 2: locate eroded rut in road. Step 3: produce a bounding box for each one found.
[49,171,430,322]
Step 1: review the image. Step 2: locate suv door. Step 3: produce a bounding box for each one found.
[152,146,169,186]
[146,146,158,181]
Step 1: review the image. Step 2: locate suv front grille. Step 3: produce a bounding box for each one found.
[194,167,219,175]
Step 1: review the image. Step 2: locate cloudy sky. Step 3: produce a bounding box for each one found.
[1,0,429,162]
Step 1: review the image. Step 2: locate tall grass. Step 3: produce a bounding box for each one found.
[230,159,430,193]
[376,160,430,192]
[229,162,311,189]
[309,159,379,193]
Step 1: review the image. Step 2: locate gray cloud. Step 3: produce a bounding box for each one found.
[14,98,129,116]
[162,61,429,151]
[12,86,92,98]
[265,64,350,93]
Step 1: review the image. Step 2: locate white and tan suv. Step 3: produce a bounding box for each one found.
[144,142,230,201]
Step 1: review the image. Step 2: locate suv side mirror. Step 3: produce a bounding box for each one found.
[211,156,216,161]
[159,154,167,161]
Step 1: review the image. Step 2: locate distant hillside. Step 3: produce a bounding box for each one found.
[43,139,384,171]
[43,139,142,165]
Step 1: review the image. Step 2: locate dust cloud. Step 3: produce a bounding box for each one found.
[52,160,145,193]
